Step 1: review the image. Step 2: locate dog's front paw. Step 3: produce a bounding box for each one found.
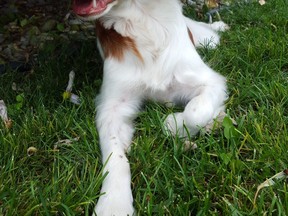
[93,191,134,216]
[210,21,230,32]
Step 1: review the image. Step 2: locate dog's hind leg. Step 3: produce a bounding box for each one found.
[184,16,229,48]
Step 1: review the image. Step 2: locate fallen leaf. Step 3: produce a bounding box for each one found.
[0,100,12,129]
[70,93,81,105]
[12,82,24,91]
[66,70,75,92]
[54,137,80,150]
[5,119,13,129]
[253,169,288,205]
[204,111,237,134]
[27,146,38,156]
[0,100,9,122]
[183,140,198,151]
[259,0,266,5]
[206,0,219,9]
[63,71,81,105]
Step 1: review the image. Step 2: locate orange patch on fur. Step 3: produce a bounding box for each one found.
[95,21,143,63]
[187,28,195,46]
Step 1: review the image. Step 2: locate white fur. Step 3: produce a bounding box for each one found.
[90,0,229,215]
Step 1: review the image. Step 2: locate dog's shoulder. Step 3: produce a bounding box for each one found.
[95,21,143,62]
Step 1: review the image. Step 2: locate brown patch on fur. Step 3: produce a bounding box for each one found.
[95,21,143,63]
[187,28,195,46]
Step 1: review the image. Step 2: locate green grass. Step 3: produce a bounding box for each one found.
[1,1,288,215]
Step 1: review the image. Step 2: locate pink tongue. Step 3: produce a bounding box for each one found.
[73,0,106,15]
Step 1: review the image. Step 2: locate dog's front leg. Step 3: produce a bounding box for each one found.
[93,84,140,216]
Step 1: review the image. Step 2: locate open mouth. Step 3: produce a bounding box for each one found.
[72,0,115,17]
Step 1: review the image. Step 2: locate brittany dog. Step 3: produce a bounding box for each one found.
[72,0,229,215]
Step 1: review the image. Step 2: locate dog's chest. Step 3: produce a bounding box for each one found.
[97,13,189,91]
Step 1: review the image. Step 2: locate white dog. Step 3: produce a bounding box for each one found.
[73,0,229,215]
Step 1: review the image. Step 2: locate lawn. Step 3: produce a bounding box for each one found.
[0,1,287,215]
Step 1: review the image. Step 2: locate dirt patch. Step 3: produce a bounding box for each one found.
[0,0,95,74]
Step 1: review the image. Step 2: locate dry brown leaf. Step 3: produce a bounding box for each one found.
[253,169,288,205]
[183,140,198,151]
[204,111,237,133]
[54,137,80,150]
[27,146,38,156]
[205,0,219,9]
[259,0,266,5]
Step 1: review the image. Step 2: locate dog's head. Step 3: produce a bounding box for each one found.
[72,0,118,21]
